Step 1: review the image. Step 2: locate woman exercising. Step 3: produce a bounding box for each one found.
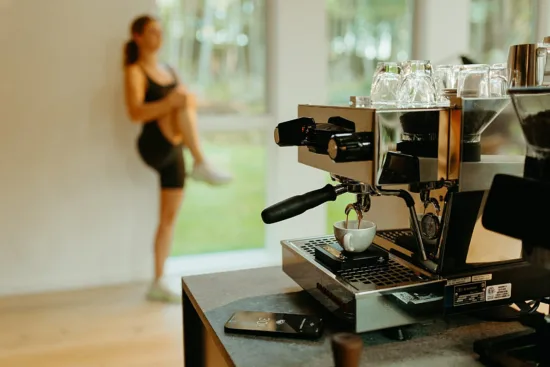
[123,14,232,302]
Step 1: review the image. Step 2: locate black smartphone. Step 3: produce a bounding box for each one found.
[224,310,324,340]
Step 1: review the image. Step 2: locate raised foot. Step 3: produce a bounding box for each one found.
[191,161,233,186]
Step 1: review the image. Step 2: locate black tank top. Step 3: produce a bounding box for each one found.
[139,65,178,143]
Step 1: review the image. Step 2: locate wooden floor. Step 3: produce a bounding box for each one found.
[0,282,183,367]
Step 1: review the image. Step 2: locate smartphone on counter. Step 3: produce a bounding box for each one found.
[224,310,324,340]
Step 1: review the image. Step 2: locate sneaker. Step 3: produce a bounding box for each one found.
[190,161,232,185]
[146,281,181,304]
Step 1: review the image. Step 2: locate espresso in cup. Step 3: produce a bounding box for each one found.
[333,220,377,253]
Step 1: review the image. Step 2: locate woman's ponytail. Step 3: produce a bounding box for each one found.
[123,14,155,67]
[124,39,139,66]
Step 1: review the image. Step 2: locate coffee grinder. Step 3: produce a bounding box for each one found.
[473,87,550,366]
[261,86,550,336]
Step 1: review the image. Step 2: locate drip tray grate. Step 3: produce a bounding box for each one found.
[338,261,421,287]
[290,234,425,288]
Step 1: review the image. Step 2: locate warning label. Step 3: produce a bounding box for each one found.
[472,273,492,282]
[447,276,471,286]
[453,281,486,307]
[486,283,512,302]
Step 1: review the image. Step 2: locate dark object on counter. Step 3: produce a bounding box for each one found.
[331,333,363,367]
[314,242,388,271]
[223,310,324,340]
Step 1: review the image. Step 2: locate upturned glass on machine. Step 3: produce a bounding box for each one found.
[396,60,437,108]
[370,62,402,107]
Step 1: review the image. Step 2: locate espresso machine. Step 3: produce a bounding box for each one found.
[261,62,550,336]
[473,86,550,366]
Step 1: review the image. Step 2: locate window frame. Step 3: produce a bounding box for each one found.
[166,0,548,277]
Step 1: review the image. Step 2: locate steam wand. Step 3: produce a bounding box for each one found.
[371,186,438,272]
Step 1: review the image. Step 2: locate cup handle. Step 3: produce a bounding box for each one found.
[343,233,354,252]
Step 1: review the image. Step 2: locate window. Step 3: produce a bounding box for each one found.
[171,129,266,256]
[155,0,268,257]
[469,0,538,64]
[326,0,413,232]
[156,0,267,115]
[327,0,414,105]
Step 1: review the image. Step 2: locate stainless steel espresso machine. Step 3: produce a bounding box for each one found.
[261,57,550,337]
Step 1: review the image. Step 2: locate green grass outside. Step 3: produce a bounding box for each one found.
[171,130,266,256]
[170,131,354,256]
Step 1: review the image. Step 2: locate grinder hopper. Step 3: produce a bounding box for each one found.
[461,97,510,162]
[461,97,511,142]
[508,87,550,159]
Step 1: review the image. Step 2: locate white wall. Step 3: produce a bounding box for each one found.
[0,0,158,296]
[264,0,328,255]
[412,0,471,64]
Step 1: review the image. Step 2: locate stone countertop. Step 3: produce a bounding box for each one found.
[182,266,525,367]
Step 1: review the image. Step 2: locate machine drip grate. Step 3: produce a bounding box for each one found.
[298,237,340,255]
[377,229,413,243]
[338,261,420,287]
[295,234,423,288]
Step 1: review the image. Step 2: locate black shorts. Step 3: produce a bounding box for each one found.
[137,124,185,189]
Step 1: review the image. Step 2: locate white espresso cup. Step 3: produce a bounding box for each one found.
[333,220,377,253]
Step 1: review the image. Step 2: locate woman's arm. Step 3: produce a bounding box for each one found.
[124,65,184,123]
[167,66,199,110]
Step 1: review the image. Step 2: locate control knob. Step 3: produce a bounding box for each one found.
[273,117,315,147]
[328,132,374,162]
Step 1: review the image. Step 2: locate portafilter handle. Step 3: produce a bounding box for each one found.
[261,184,347,224]
[331,333,363,367]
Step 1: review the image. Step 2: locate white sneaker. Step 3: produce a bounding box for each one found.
[190,161,232,185]
[146,281,181,304]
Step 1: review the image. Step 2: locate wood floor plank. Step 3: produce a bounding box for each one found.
[0,283,184,367]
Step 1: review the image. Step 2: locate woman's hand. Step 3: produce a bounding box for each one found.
[168,86,197,109]
[167,86,188,108]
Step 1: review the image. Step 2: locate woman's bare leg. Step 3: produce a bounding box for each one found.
[170,102,205,165]
[157,113,183,145]
[147,188,184,303]
[170,95,232,185]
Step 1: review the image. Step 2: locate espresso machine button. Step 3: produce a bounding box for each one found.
[328,132,374,162]
[273,117,316,146]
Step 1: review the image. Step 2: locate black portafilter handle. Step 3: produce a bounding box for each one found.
[274,117,316,147]
[261,184,344,224]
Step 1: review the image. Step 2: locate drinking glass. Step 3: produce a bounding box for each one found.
[489,63,508,97]
[397,60,437,107]
[370,62,401,106]
[372,61,386,86]
[456,64,490,98]
[401,60,433,76]
[433,64,455,105]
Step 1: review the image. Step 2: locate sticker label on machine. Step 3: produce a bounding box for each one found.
[453,281,486,306]
[486,283,512,301]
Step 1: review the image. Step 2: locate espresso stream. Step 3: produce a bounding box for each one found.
[344,208,363,230]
